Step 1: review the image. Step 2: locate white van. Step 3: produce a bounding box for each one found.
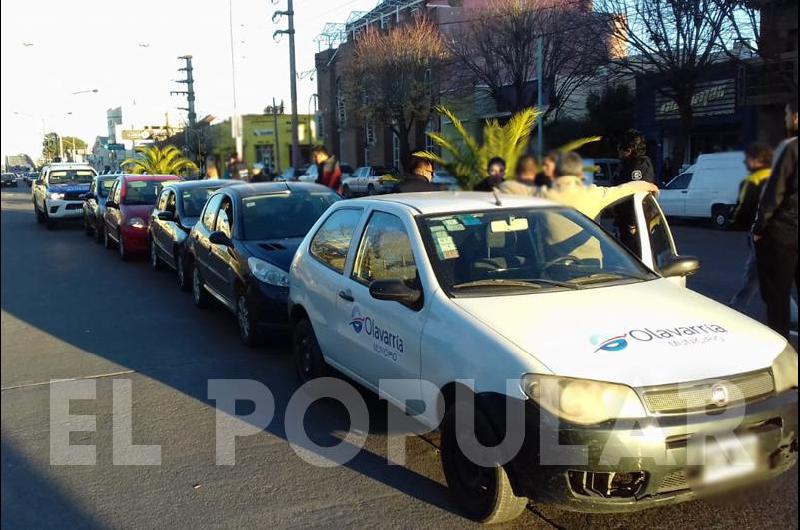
[658,152,747,228]
[288,191,797,523]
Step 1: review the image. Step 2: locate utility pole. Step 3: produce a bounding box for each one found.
[273,0,300,170]
[536,35,544,160]
[171,55,197,162]
[267,98,284,173]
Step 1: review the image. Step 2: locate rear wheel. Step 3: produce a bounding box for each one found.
[342,184,351,198]
[712,205,730,230]
[293,318,327,383]
[192,264,211,308]
[367,184,377,195]
[440,402,528,524]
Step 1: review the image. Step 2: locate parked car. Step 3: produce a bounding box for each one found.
[658,151,746,228]
[32,163,97,229]
[186,182,340,345]
[82,175,120,243]
[148,179,239,290]
[103,174,182,260]
[25,172,39,187]
[582,158,620,186]
[276,166,306,182]
[341,166,399,197]
[432,170,461,190]
[1,172,17,188]
[288,191,797,524]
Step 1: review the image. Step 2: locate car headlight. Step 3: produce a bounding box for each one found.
[127,217,147,229]
[248,257,289,287]
[49,192,65,200]
[771,344,798,393]
[521,374,647,425]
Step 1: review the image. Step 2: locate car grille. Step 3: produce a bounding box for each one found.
[640,370,775,414]
[657,470,689,493]
[64,192,85,201]
[66,203,83,210]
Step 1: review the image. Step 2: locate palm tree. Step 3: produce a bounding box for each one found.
[122,145,199,176]
[415,105,601,190]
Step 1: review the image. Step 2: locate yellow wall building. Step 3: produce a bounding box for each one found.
[210,113,317,175]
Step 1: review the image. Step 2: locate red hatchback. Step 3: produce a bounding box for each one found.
[103,174,182,260]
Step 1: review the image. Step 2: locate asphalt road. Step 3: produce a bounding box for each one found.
[1,186,797,529]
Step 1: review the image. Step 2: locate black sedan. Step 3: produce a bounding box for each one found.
[82,175,119,243]
[186,182,340,346]
[148,179,239,289]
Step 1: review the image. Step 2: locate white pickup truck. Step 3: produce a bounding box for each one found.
[32,163,97,229]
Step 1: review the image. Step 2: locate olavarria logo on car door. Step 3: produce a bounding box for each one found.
[349,305,405,358]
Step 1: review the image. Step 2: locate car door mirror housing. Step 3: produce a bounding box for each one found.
[369,279,422,309]
[209,231,233,247]
[157,210,174,221]
[660,255,701,278]
[106,200,117,209]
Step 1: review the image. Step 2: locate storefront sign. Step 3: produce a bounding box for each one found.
[655,79,736,121]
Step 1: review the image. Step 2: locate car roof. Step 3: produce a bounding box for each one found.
[163,179,238,191]
[349,191,555,215]
[45,163,95,170]
[224,181,334,198]
[119,174,180,181]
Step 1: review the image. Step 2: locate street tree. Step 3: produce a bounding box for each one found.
[41,133,87,162]
[348,17,448,173]
[122,145,199,176]
[594,0,731,166]
[447,0,608,120]
[42,132,60,161]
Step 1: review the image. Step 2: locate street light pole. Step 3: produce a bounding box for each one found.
[273,0,300,169]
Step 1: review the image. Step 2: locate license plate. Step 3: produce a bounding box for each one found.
[701,433,759,484]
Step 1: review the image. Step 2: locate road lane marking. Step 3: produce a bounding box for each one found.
[1,369,138,391]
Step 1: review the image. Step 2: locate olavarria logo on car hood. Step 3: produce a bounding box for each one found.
[451,279,786,387]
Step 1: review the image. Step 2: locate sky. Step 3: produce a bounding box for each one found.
[0,0,378,162]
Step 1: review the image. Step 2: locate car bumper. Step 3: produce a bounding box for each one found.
[499,389,798,513]
[247,281,290,330]
[46,200,85,219]
[119,225,149,253]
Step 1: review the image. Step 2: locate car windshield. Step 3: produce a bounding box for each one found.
[241,189,339,240]
[97,179,116,198]
[49,169,95,185]
[419,207,656,297]
[123,180,163,205]
[182,187,223,217]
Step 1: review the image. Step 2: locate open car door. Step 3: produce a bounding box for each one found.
[597,192,697,288]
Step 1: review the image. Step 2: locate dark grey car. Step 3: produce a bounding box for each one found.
[82,175,119,243]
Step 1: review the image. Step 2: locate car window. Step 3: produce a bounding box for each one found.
[202,194,225,230]
[310,208,363,273]
[98,179,115,198]
[665,172,692,190]
[420,207,656,296]
[216,196,234,238]
[353,212,417,284]
[642,195,676,271]
[157,190,169,211]
[113,181,122,204]
[181,187,220,217]
[166,191,177,214]
[123,180,161,205]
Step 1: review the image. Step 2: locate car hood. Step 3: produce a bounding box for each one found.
[49,183,91,193]
[450,279,786,387]
[242,237,304,270]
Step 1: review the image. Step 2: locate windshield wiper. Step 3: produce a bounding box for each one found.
[568,272,647,286]
[452,278,580,290]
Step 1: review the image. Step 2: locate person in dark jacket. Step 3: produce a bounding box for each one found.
[613,129,656,254]
[728,142,774,312]
[474,157,506,191]
[394,157,442,193]
[754,100,799,338]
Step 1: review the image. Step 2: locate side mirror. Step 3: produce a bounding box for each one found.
[369,279,422,309]
[660,255,701,278]
[156,210,174,221]
[209,231,233,247]
[35,179,44,186]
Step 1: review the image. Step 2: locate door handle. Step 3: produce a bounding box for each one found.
[681,190,688,194]
[338,290,354,302]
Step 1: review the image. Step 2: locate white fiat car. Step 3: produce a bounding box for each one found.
[288,192,797,524]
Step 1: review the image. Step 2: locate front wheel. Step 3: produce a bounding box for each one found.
[440,403,528,524]
[104,225,116,249]
[176,251,191,291]
[236,291,261,347]
[84,214,94,236]
[149,238,162,271]
[192,264,211,308]
[293,318,327,383]
[35,204,45,224]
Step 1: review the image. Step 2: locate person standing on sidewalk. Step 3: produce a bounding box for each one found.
[753,100,799,339]
[728,142,774,312]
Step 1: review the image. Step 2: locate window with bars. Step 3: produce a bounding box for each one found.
[336,78,347,129]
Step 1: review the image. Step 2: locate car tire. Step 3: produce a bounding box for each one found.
[84,214,94,237]
[94,221,104,244]
[293,318,327,383]
[192,264,211,308]
[149,238,162,271]
[118,235,129,261]
[367,184,377,195]
[176,250,191,291]
[440,402,528,524]
[342,184,351,198]
[35,205,45,224]
[104,226,116,249]
[236,290,261,347]
[711,205,730,230]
